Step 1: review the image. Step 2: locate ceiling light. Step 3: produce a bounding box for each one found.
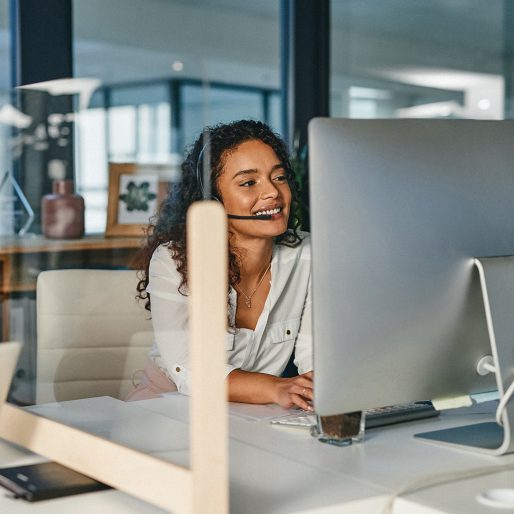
[172,60,184,72]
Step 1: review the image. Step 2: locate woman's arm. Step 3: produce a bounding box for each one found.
[147,246,193,394]
[227,369,313,411]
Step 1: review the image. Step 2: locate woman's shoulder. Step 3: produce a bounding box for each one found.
[276,231,311,261]
[298,230,311,246]
[149,242,176,271]
[147,242,184,291]
[296,231,311,255]
[151,242,172,259]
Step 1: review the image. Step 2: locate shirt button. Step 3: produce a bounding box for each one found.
[175,366,181,373]
[286,329,291,336]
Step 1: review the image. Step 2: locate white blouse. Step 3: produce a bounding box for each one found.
[147,232,312,395]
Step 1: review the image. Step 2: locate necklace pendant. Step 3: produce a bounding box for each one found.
[245,298,252,308]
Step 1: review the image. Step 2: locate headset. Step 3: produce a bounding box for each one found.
[195,136,272,221]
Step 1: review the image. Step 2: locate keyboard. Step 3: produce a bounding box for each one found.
[365,401,439,428]
[269,401,439,429]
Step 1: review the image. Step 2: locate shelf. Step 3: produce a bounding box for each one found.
[0,235,142,254]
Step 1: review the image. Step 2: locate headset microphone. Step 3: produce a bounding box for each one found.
[227,213,272,220]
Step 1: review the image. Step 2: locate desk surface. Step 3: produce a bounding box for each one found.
[0,396,511,513]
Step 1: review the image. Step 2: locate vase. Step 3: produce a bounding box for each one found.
[41,180,85,239]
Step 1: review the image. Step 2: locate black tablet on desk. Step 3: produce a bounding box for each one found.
[0,461,110,501]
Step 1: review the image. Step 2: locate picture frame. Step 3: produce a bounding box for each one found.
[105,163,170,238]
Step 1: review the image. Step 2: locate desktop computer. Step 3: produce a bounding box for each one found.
[308,118,514,454]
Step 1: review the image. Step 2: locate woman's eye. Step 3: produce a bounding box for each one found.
[273,174,288,183]
[240,180,256,187]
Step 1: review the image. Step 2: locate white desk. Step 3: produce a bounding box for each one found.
[0,396,512,513]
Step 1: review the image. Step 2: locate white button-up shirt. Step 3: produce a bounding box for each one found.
[147,232,312,395]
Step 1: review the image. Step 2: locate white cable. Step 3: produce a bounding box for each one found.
[381,370,514,513]
[380,360,514,512]
[476,356,514,427]
[496,377,514,426]
[381,461,514,514]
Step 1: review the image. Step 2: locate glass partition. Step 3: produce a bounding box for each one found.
[0,0,281,407]
[0,72,237,513]
[0,7,278,510]
[0,76,227,512]
[73,0,281,234]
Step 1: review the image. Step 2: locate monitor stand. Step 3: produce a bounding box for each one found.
[312,411,365,446]
[416,256,514,455]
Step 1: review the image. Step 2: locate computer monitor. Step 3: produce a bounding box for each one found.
[309,118,514,453]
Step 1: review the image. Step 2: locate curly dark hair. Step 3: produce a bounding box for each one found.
[135,119,302,317]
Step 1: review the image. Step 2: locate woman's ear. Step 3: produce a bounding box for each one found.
[211,183,223,204]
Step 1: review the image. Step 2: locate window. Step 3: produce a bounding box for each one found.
[330,1,507,120]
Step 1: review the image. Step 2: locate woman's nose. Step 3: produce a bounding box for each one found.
[260,180,279,199]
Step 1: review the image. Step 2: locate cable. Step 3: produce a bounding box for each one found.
[380,378,514,513]
[380,361,514,512]
[476,355,514,427]
[496,377,514,426]
[381,461,514,514]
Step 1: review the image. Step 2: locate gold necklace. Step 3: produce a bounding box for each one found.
[236,261,272,308]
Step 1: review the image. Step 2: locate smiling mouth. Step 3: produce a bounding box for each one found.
[254,207,282,217]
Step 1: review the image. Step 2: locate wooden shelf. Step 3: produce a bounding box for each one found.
[0,235,142,254]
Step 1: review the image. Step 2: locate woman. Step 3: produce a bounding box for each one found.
[127,120,313,411]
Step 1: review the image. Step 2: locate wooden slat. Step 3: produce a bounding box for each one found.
[0,403,193,513]
[188,201,229,514]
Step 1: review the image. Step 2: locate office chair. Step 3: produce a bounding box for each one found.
[36,269,153,403]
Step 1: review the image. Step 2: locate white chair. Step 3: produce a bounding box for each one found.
[36,269,153,403]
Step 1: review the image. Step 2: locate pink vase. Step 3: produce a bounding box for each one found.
[41,180,85,239]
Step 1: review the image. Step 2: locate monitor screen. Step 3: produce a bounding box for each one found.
[308,118,511,417]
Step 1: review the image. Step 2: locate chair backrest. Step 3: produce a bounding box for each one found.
[36,269,153,403]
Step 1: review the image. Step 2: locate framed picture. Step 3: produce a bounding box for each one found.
[105,163,170,237]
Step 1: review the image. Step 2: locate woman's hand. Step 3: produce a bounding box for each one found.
[272,371,314,411]
[227,369,314,410]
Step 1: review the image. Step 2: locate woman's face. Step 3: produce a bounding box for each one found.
[216,139,292,240]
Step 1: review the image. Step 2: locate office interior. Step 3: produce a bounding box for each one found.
[1,1,514,513]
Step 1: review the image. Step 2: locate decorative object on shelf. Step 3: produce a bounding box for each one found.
[0,169,35,236]
[105,163,171,238]
[41,179,85,239]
